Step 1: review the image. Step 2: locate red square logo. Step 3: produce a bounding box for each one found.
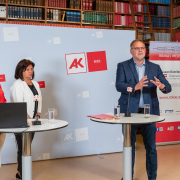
[65,53,87,75]
[0,74,6,82]
[38,81,45,88]
[86,51,107,72]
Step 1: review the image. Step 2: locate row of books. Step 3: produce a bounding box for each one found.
[0,6,6,17]
[47,9,65,21]
[82,11,107,24]
[69,0,81,9]
[114,2,131,13]
[106,13,113,25]
[114,2,144,14]
[8,0,37,5]
[135,16,143,27]
[149,5,170,16]
[154,33,171,41]
[151,17,171,28]
[173,6,180,18]
[173,18,180,28]
[8,6,42,19]
[133,3,144,12]
[115,15,132,26]
[47,0,67,8]
[94,0,113,12]
[82,0,93,10]
[0,0,6,2]
[148,0,171,3]
[173,32,180,42]
[66,11,81,22]
[82,12,113,25]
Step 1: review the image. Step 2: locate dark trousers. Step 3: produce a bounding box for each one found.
[131,111,157,180]
[15,133,35,177]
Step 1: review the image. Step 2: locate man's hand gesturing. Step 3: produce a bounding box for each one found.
[135,75,148,91]
[150,76,164,89]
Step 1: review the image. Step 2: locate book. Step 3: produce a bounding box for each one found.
[47,9,49,20]
[87,114,115,119]
[58,10,61,21]
[66,11,70,21]
[82,0,86,10]
[14,6,17,18]
[38,8,42,20]
[30,7,33,19]
[53,9,56,20]
[34,8,37,19]
[20,7,23,18]
[0,6,6,18]
[75,0,80,9]
[69,0,73,8]
[49,9,53,20]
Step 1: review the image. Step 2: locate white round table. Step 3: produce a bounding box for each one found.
[91,113,165,180]
[0,119,68,180]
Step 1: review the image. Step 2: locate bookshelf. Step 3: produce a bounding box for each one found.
[0,0,178,43]
[172,0,180,41]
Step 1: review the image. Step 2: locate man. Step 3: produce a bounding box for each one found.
[116,40,171,180]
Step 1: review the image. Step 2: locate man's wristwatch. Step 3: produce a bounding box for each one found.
[161,84,166,90]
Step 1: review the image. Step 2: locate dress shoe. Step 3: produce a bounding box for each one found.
[16,173,22,180]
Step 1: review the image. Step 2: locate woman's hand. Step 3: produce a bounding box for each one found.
[27,114,31,119]
[36,113,41,119]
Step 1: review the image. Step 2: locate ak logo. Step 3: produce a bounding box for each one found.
[65,51,107,75]
[61,130,75,144]
[65,53,87,75]
[64,133,73,141]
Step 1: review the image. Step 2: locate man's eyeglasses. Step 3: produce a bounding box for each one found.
[131,47,146,51]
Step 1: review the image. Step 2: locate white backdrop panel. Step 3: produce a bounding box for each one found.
[0,24,135,164]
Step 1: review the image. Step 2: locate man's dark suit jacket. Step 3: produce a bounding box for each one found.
[116,58,172,115]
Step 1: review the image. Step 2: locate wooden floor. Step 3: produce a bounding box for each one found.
[0,135,180,180]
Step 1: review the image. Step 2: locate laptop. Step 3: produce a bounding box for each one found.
[0,102,28,128]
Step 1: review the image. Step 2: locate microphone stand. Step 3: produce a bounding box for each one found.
[124,79,131,117]
[124,91,131,117]
[32,99,41,125]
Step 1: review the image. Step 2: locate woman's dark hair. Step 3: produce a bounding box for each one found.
[15,59,35,80]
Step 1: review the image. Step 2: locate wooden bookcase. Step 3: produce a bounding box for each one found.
[172,0,180,41]
[0,0,178,42]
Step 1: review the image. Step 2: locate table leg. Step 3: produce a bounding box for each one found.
[22,133,32,180]
[123,124,132,180]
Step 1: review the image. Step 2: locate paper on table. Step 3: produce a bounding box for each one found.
[87,114,114,119]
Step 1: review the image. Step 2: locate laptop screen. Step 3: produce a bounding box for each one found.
[0,102,28,128]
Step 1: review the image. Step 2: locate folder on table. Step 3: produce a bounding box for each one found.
[87,114,114,119]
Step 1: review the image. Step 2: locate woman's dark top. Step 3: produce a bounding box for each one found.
[28,84,38,119]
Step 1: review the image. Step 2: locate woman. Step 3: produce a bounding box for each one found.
[10,59,42,179]
[0,84,6,162]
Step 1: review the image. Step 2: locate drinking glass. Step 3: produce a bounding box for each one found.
[48,108,55,123]
[114,105,120,119]
[144,104,150,118]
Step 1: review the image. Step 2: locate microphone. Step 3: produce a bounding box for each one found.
[32,95,41,125]
[124,79,132,117]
